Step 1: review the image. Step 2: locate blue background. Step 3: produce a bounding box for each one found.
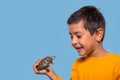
[0,0,120,80]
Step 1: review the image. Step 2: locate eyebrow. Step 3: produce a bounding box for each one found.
[69,32,82,35]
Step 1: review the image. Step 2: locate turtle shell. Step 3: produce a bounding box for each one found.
[36,56,55,72]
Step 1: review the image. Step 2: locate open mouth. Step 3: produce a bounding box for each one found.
[75,46,83,52]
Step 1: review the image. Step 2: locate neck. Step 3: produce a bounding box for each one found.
[88,43,109,57]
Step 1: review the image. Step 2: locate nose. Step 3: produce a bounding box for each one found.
[71,36,78,46]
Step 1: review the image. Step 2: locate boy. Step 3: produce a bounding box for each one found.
[33,6,120,80]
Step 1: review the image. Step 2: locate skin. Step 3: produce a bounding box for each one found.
[68,20,109,57]
[33,59,58,80]
[33,20,109,80]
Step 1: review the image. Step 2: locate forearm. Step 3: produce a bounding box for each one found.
[47,72,58,80]
[46,69,62,80]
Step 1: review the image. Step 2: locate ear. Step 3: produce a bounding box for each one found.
[95,28,104,42]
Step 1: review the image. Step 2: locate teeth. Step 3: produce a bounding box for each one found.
[75,46,83,50]
[77,47,82,49]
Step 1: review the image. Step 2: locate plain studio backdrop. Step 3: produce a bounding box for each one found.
[0,0,120,80]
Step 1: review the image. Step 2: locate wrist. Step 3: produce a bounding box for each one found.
[46,69,58,80]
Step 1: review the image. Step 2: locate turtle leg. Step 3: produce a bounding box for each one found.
[50,61,53,64]
[44,68,50,72]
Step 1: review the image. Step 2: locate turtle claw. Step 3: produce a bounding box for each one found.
[45,68,50,72]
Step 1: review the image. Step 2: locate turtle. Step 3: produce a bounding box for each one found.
[36,56,55,72]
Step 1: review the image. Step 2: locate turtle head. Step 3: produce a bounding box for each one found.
[51,56,55,60]
[50,56,55,64]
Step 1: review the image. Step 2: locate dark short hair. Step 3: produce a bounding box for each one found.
[67,6,106,42]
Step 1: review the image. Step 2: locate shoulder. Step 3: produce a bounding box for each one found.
[111,53,120,78]
[109,53,120,60]
[109,53,120,65]
[105,53,120,62]
[72,58,82,69]
[72,57,87,65]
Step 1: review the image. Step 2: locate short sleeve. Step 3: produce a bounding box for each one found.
[57,75,62,80]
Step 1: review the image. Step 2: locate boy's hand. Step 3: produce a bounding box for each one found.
[33,59,58,80]
[33,59,48,75]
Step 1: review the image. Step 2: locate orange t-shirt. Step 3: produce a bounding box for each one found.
[57,53,120,80]
[70,53,120,80]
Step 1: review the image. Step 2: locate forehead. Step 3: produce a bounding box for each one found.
[68,21,88,34]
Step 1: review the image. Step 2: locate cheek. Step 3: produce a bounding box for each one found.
[79,36,89,43]
[79,37,93,47]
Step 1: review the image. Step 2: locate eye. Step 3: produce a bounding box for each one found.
[77,35,81,39]
[70,35,73,39]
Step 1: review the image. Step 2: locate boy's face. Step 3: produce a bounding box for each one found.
[68,21,101,56]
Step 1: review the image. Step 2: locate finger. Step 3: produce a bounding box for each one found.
[38,69,46,74]
[33,64,39,74]
[33,59,42,66]
[33,59,43,74]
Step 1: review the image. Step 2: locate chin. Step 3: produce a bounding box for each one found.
[78,52,87,57]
